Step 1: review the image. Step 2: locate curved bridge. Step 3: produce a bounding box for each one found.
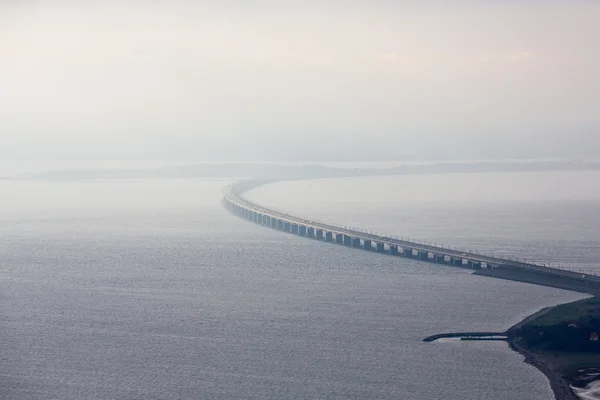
[222,180,600,292]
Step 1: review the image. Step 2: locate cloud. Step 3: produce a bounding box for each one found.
[0,1,598,163]
[505,51,533,63]
[476,51,534,64]
[377,50,535,68]
[379,52,398,61]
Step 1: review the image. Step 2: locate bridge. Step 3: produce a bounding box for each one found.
[222,180,600,293]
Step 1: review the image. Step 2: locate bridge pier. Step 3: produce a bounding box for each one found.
[468,261,482,270]
[224,187,600,290]
[343,235,352,246]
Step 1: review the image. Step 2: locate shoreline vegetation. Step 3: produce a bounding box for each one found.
[426,298,600,400]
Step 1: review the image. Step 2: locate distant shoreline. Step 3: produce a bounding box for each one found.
[5,159,600,181]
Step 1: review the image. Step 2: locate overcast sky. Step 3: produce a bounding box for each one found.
[1,0,599,165]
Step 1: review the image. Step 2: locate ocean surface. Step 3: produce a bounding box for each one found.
[2,172,598,400]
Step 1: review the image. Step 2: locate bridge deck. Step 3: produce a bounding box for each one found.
[222,181,600,286]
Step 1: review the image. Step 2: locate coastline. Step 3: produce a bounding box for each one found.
[506,304,591,400]
[507,331,579,400]
[426,303,594,400]
[507,306,557,332]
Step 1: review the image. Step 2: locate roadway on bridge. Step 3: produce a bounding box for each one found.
[223,182,598,283]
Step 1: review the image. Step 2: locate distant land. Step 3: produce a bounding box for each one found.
[2,159,600,181]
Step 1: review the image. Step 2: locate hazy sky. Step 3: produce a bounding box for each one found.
[1,1,599,164]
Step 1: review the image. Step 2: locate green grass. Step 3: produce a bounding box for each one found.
[526,297,600,327]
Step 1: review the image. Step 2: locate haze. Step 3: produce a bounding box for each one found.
[1,0,599,165]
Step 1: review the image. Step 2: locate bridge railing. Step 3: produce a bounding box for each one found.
[223,182,600,279]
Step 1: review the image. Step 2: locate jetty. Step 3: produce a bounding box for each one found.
[422,332,506,342]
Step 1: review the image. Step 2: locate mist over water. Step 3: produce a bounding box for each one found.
[2,2,599,163]
[246,171,600,272]
[1,173,595,399]
[2,0,599,398]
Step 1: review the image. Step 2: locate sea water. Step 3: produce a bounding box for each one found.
[2,172,597,399]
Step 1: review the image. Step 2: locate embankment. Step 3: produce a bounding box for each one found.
[475,268,600,296]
